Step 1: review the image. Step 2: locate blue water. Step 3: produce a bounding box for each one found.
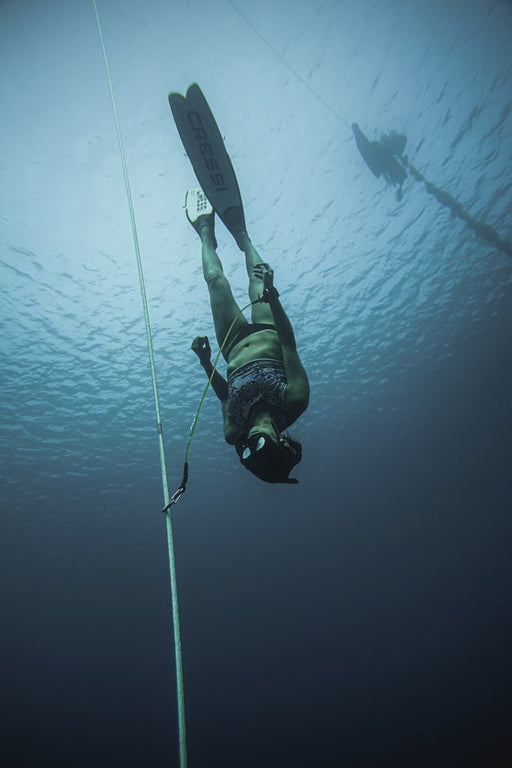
[1,1,511,766]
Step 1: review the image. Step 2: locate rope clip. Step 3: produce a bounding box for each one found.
[162,487,185,513]
[162,462,189,514]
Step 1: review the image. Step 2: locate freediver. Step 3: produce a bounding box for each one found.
[352,122,408,199]
[186,188,310,484]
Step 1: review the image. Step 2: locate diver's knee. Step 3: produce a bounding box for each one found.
[205,270,228,292]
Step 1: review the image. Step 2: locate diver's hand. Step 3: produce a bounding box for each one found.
[253,262,273,283]
[254,263,280,303]
[191,336,211,365]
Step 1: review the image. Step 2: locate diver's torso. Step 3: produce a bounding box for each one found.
[226,329,283,377]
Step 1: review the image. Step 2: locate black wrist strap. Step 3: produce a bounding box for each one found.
[264,285,280,302]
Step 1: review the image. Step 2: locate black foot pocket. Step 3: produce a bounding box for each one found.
[220,206,248,250]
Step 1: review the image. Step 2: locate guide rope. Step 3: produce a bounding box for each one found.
[226,0,352,131]
[92,3,187,766]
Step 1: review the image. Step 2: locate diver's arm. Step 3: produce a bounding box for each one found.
[221,402,243,445]
[267,291,297,349]
[191,336,228,401]
[266,292,310,420]
[191,337,242,444]
[201,359,242,443]
[200,363,242,443]
[199,359,228,401]
[254,266,309,419]
[254,264,297,350]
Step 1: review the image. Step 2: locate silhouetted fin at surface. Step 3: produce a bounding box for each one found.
[405,160,512,259]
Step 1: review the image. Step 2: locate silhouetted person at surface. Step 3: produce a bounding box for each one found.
[352,123,408,199]
[351,122,511,258]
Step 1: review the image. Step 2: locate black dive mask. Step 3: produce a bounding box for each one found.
[236,431,299,484]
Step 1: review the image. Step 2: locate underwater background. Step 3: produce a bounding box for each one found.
[1,0,511,766]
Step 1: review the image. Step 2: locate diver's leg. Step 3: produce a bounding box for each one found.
[200,230,248,357]
[237,233,274,325]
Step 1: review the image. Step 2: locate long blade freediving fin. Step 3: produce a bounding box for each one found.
[169,83,246,244]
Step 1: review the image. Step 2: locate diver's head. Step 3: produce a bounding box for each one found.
[236,425,302,484]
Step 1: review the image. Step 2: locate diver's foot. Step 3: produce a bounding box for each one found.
[185,188,217,248]
[221,205,249,250]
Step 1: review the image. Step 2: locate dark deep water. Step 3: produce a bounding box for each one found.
[1,0,512,766]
